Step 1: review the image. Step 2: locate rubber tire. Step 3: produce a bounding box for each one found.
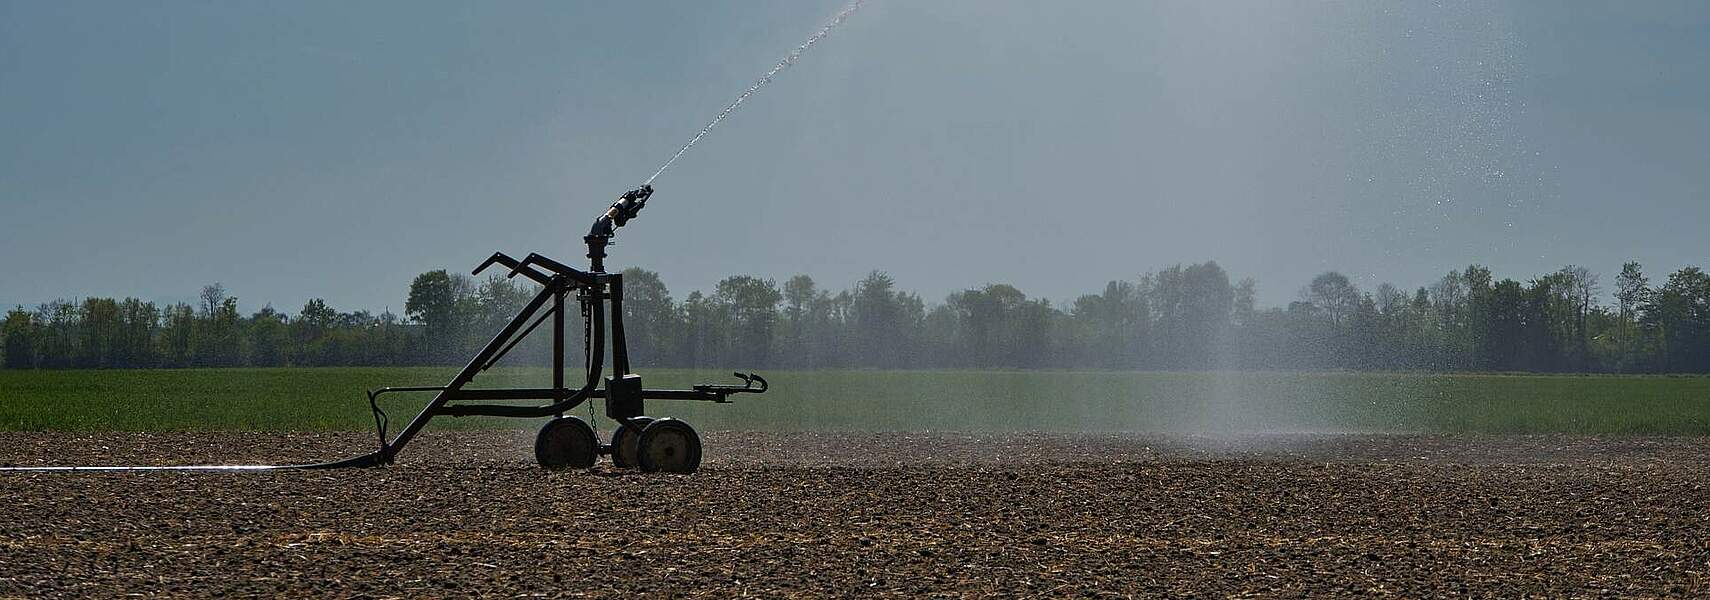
[608,417,656,469]
[534,416,598,470]
[637,418,702,474]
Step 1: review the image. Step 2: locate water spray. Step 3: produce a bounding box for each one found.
[643,0,865,187]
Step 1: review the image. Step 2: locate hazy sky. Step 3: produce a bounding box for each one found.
[2,1,1706,315]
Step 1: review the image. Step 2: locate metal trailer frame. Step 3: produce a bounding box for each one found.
[317,185,765,472]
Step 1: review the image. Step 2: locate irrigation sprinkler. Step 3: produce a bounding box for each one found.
[334,184,767,472]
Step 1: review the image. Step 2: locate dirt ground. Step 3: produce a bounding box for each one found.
[2,431,1708,597]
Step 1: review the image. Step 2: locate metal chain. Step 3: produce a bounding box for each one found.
[587,389,600,438]
[581,295,598,438]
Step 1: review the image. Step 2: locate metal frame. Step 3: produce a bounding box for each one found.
[315,186,765,469]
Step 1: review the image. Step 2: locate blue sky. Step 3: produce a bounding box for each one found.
[1,1,1706,314]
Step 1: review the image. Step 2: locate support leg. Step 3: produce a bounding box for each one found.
[553,287,565,417]
[380,284,560,461]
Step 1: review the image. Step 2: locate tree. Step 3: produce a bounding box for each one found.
[292,298,338,366]
[1616,262,1649,319]
[1522,275,1568,371]
[1428,270,1472,367]
[78,297,120,368]
[156,303,195,368]
[1070,281,1148,368]
[1233,278,1257,328]
[679,291,728,368]
[115,298,159,368]
[1306,272,1361,326]
[371,309,411,366]
[713,276,783,367]
[188,286,225,365]
[468,274,543,366]
[32,301,79,369]
[1181,262,1235,367]
[947,283,1035,368]
[1374,283,1405,316]
[620,268,679,367]
[947,289,993,367]
[1640,267,1710,373]
[852,271,908,368]
[2,307,37,369]
[1483,279,1528,371]
[249,305,288,367]
[199,284,227,320]
[1005,291,1056,368]
[1556,265,1600,370]
[197,295,242,368]
[779,275,818,367]
[1614,262,1650,371]
[406,270,463,363]
[7,260,1710,374]
[1348,293,1384,369]
[1143,263,1234,368]
[1460,265,1497,369]
[1404,287,1441,369]
[473,275,532,334]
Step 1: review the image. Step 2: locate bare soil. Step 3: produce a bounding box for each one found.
[3,431,1708,597]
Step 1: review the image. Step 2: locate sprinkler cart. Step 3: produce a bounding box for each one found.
[344,185,766,473]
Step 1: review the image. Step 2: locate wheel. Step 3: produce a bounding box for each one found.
[608,417,656,469]
[637,418,702,474]
[534,416,598,470]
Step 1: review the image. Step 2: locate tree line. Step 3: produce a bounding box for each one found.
[4,262,1709,373]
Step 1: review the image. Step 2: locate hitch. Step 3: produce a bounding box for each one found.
[692,372,769,403]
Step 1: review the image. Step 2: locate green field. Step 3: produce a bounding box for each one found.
[1,368,1707,434]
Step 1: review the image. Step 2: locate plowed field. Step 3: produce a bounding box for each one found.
[3,432,1708,597]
